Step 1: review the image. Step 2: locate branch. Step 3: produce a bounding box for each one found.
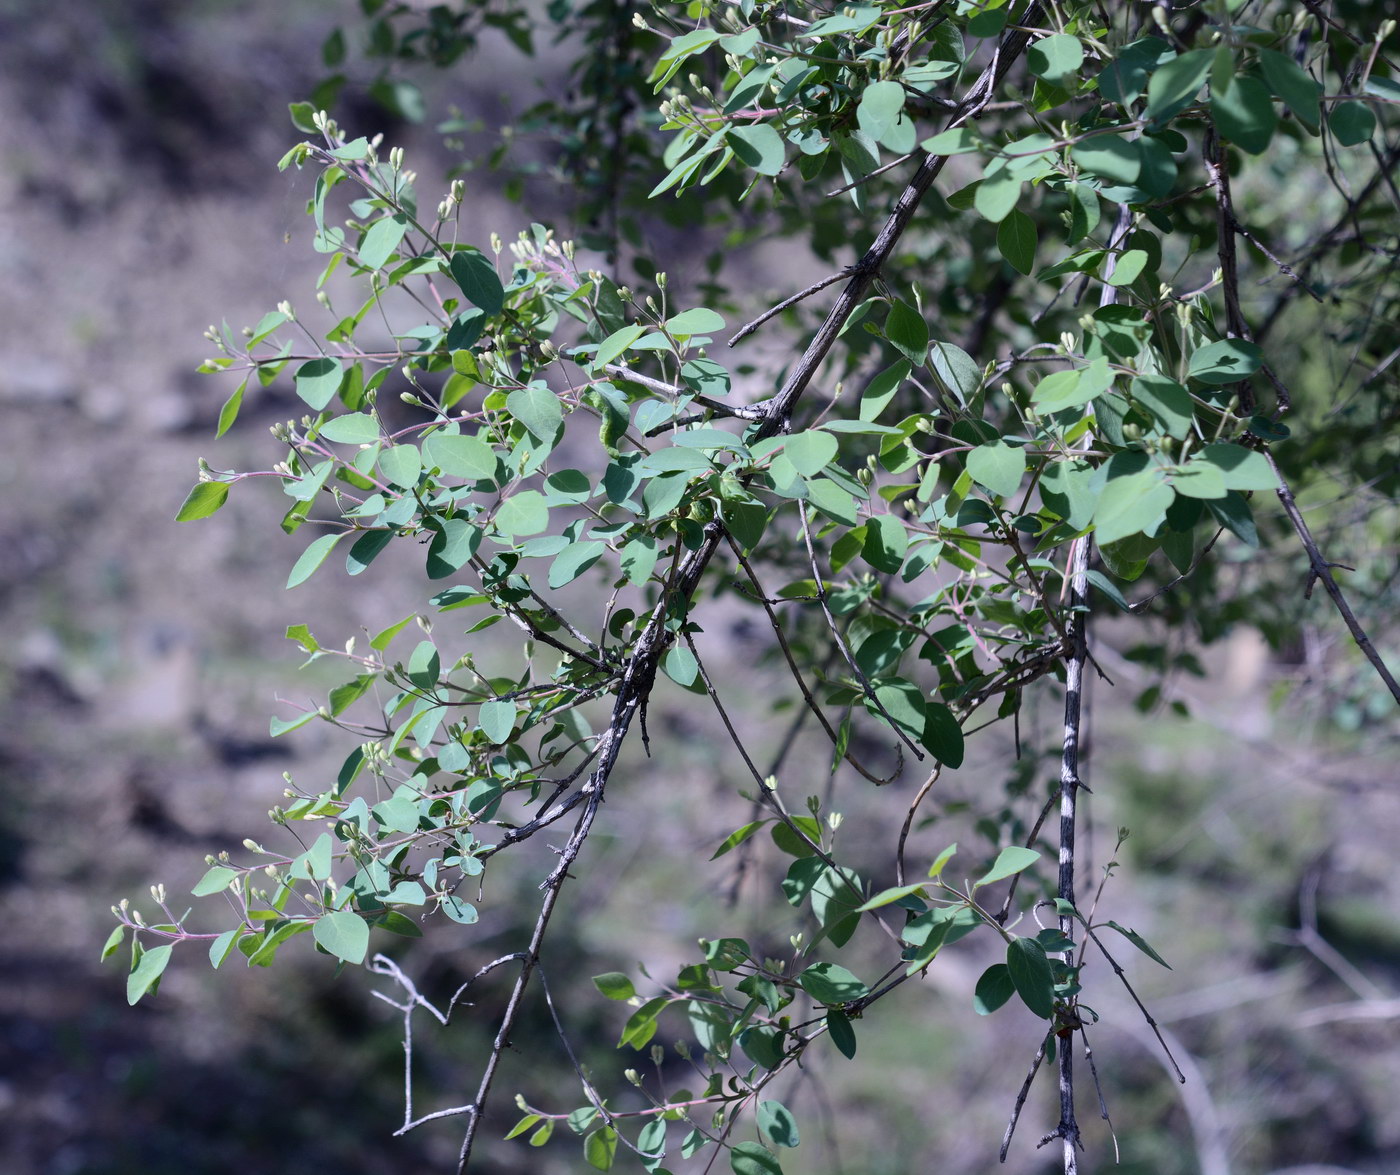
[1265,449,1400,705]
[1053,532,1091,1172]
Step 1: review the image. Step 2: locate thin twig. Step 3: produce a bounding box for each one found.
[1265,449,1400,705]
[1000,1031,1050,1161]
[728,270,851,345]
[1083,925,1185,1083]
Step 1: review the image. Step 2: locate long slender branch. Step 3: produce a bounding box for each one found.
[1054,532,1091,1172]
[1265,450,1400,705]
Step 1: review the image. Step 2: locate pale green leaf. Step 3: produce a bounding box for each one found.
[966,440,1026,498]
[287,532,345,588]
[294,357,343,410]
[358,214,409,270]
[192,866,240,896]
[974,845,1040,887]
[127,944,173,1005]
[313,911,369,964]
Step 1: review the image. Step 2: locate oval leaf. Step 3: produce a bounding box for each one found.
[313,911,369,964]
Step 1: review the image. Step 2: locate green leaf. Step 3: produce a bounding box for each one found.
[995,209,1037,275]
[884,299,928,366]
[1032,367,1086,412]
[857,80,906,140]
[507,384,564,441]
[637,1118,666,1170]
[1028,33,1083,84]
[314,911,369,964]
[928,341,981,404]
[1072,135,1141,186]
[826,1008,857,1058]
[449,249,505,316]
[758,1100,800,1148]
[1066,182,1100,244]
[208,929,240,969]
[192,866,240,896]
[1211,76,1276,154]
[494,489,549,537]
[289,101,318,132]
[270,710,315,737]
[595,324,646,369]
[1146,49,1213,121]
[973,963,1015,1014]
[662,645,699,687]
[1258,49,1321,129]
[423,433,497,480]
[920,126,981,155]
[975,846,1040,887]
[863,515,908,574]
[856,883,928,911]
[1106,920,1173,968]
[319,413,380,444]
[175,481,229,522]
[923,702,965,767]
[102,925,126,961]
[1006,937,1055,1018]
[1206,490,1259,548]
[440,895,479,923]
[287,532,345,588]
[796,961,869,1004]
[378,444,423,488]
[730,1141,784,1175]
[294,357,343,410]
[666,307,726,335]
[506,1114,542,1141]
[860,359,910,422]
[426,518,481,579]
[592,972,636,1000]
[1130,375,1193,439]
[1171,460,1227,500]
[549,540,605,589]
[584,1126,618,1171]
[1197,442,1274,491]
[783,430,839,476]
[1094,470,1173,545]
[1106,248,1149,287]
[1330,101,1376,146]
[127,943,173,1005]
[478,698,517,743]
[973,172,1021,223]
[711,820,768,860]
[1188,338,1262,385]
[966,440,1025,498]
[619,996,667,1049]
[216,378,246,438]
[359,214,408,269]
[730,123,785,176]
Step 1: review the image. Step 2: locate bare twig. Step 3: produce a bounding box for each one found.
[1000,1031,1050,1161]
[1265,449,1400,705]
[728,270,851,345]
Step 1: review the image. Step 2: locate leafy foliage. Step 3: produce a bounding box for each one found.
[112,1,1398,1170]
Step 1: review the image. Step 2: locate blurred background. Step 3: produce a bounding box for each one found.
[2,2,1399,1173]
